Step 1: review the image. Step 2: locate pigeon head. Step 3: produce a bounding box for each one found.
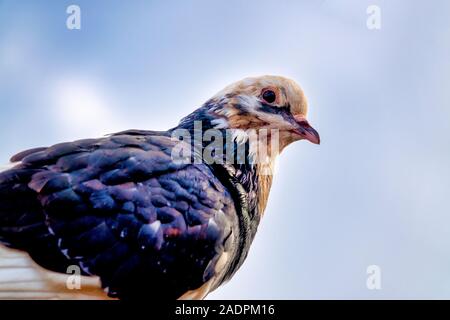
[207,75,320,150]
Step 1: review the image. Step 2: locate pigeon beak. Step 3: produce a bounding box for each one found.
[292,115,320,145]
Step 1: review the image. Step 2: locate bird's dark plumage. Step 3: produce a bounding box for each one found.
[0,132,250,299]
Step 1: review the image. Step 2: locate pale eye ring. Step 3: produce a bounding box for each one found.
[262,89,276,104]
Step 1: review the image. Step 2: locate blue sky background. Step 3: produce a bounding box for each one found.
[0,0,449,299]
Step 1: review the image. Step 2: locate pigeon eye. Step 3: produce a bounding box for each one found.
[262,90,276,104]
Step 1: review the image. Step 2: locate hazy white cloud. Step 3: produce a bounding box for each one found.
[50,77,124,140]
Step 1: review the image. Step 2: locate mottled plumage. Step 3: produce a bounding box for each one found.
[0,75,319,299]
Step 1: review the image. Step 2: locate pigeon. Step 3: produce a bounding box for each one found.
[0,75,319,300]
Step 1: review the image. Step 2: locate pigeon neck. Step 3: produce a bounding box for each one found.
[173,107,275,218]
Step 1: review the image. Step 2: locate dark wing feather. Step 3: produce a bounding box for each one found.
[0,133,238,299]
